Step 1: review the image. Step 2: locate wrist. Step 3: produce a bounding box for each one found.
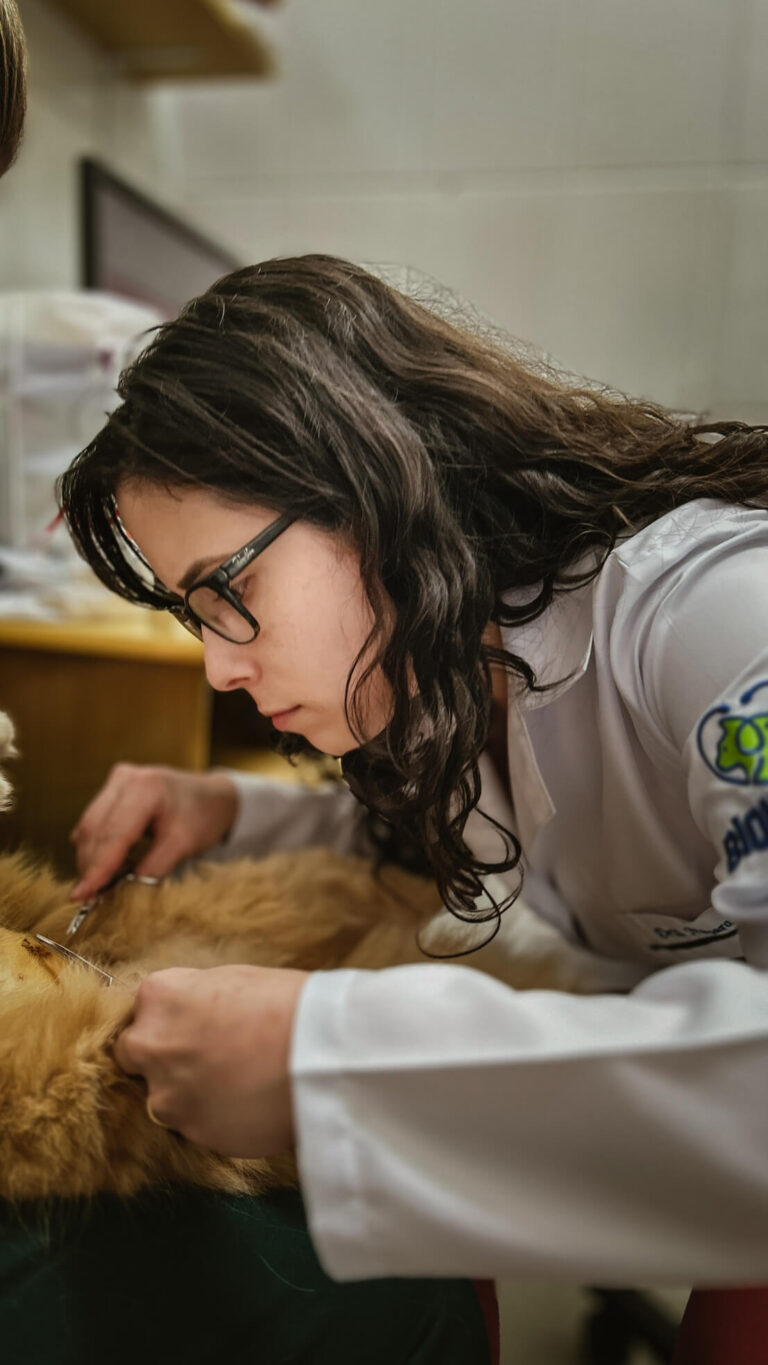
[203,770,239,842]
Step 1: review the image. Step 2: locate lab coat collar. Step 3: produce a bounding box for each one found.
[495,571,596,850]
[499,570,596,711]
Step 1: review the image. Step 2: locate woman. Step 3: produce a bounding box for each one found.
[62,253,768,1287]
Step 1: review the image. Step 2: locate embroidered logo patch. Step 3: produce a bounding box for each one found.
[722,800,768,872]
[697,680,768,785]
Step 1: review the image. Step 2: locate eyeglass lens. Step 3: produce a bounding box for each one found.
[186,584,257,642]
[173,609,203,641]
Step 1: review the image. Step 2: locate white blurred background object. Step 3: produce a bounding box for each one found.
[0,291,161,615]
[0,290,161,548]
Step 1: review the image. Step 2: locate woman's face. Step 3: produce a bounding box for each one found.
[117,482,392,756]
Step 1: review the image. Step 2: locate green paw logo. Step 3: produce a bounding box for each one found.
[697,682,768,786]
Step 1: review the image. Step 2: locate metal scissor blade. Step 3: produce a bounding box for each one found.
[34,934,118,987]
[65,862,128,937]
[66,869,162,938]
[66,903,94,937]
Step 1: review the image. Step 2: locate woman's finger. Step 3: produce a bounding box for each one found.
[70,797,160,899]
[132,827,194,880]
[70,763,136,843]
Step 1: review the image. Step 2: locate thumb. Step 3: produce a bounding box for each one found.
[112,1022,145,1077]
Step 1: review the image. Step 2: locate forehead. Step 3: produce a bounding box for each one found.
[116,482,278,591]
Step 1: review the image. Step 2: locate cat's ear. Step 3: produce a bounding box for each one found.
[0,712,17,811]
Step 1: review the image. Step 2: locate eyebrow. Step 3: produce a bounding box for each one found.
[178,555,226,592]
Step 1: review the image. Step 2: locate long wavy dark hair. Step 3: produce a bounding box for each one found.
[60,253,768,920]
[0,0,26,177]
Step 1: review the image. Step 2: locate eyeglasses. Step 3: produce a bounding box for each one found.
[165,512,296,643]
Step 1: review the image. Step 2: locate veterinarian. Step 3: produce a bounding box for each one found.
[63,254,768,1289]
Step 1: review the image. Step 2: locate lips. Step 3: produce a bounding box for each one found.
[266,706,300,731]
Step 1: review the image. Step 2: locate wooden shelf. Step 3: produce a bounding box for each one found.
[0,614,209,871]
[0,606,204,665]
[44,0,277,80]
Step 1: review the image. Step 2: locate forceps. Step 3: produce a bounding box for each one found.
[33,933,130,989]
[66,866,161,937]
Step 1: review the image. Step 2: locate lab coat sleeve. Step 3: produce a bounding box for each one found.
[210,771,374,862]
[641,531,768,967]
[290,531,768,1285]
[292,958,768,1284]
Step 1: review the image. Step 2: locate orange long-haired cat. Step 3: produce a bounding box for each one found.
[0,711,598,1204]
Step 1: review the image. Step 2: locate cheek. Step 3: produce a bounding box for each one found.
[285,557,374,660]
[319,591,378,693]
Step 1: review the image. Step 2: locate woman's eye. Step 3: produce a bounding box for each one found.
[229,575,251,605]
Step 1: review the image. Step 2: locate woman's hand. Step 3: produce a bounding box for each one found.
[70,764,239,901]
[113,964,309,1156]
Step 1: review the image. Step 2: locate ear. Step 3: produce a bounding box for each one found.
[0,711,17,812]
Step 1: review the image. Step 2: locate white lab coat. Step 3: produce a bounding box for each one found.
[224,498,768,1285]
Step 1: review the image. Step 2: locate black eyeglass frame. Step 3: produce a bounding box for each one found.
[166,512,296,643]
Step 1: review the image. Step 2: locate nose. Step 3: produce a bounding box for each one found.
[202,630,261,693]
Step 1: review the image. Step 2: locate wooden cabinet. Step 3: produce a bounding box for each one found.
[0,611,210,872]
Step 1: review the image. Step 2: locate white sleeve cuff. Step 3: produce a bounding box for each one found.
[210,772,373,862]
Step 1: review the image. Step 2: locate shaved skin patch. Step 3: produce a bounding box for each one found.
[20,936,61,984]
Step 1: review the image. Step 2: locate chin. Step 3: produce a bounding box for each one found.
[299,731,359,759]
[286,715,359,758]
[287,695,392,757]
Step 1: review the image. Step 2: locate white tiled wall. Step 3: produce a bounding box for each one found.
[0,0,169,288]
[0,0,98,287]
[157,0,734,177]
[153,0,768,420]
[2,0,766,419]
